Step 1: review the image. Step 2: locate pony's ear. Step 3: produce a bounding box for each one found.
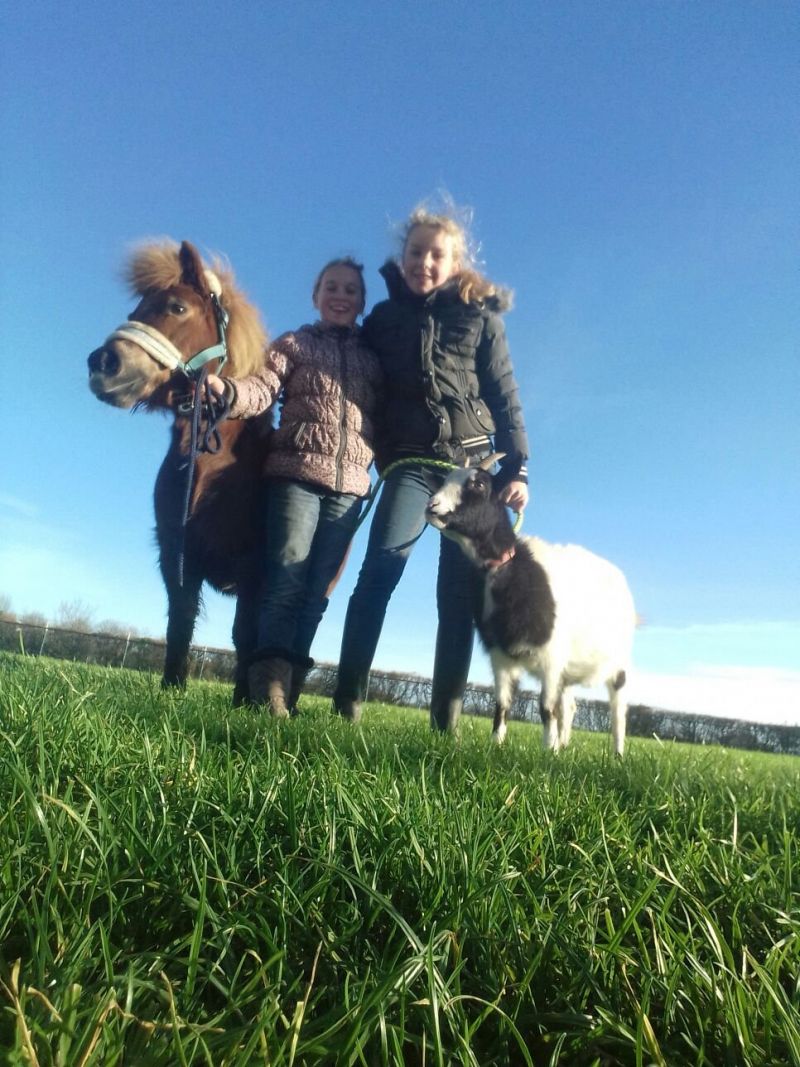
[178,241,211,297]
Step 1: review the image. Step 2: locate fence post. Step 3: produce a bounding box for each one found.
[121,632,131,669]
[198,647,207,679]
[39,624,49,656]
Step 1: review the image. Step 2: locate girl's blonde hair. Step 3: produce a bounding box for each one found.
[400,202,513,307]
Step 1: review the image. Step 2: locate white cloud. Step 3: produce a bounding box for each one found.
[0,494,39,520]
[628,664,800,726]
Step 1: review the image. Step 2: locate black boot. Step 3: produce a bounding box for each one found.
[331,696,362,723]
[287,656,314,717]
[430,696,463,733]
[332,664,368,723]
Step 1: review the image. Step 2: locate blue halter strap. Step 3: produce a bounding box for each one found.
[181,293,229,377]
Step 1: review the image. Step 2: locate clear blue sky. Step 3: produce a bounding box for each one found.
[2,1,798,723]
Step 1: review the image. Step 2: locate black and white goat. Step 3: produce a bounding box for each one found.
[425,456,636,756]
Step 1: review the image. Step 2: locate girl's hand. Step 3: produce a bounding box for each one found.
[205,373,225,400]
[499,480,529,512]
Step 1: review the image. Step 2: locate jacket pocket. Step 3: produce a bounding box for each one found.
[466,395,496,435]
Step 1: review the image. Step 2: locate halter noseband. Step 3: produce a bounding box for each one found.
[103,289,229,380]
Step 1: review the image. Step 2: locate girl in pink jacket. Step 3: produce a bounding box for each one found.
[208,257,382,715]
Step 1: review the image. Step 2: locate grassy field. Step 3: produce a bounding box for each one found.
[0,652,798,1066]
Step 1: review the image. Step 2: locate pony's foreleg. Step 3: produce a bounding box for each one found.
[231,552,262,706]
[161,567,203,689]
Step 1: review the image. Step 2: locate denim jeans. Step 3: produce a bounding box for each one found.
[258,478,362,661]
[334,463,479,714]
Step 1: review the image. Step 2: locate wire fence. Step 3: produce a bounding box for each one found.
[2,617,798,755]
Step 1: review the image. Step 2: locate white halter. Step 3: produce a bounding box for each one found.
[104,320,186,371]
[104,270,227,376]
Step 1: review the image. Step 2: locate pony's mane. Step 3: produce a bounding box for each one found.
[124,240,269,377]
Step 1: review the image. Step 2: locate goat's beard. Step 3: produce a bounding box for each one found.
[425,511,448,531]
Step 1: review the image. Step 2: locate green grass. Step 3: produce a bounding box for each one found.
[1,652,798,1065]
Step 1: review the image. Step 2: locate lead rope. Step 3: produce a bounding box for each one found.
[177,364,230,586]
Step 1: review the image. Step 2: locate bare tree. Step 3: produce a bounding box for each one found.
[55,600,95,634]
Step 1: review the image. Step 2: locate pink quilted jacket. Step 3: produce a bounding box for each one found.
[227,322,383,497]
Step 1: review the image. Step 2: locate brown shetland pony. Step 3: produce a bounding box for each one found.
[88,240,272,703]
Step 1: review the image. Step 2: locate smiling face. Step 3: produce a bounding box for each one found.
[401,224,460,295]
[314,264,365,326]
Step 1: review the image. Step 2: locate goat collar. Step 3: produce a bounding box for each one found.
[483,545,516,572]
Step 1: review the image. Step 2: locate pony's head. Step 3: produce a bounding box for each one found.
[88,240,268,409]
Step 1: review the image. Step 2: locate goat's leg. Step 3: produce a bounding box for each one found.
[607,669,628,757]
[491,700,508,744]
[490,657,516,744]
[559,690,576,749]
[540,676,563,751]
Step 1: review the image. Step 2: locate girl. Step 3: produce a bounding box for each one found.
[207,257,383,715]
[333,205,530,731]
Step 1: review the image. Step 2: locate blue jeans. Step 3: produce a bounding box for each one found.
[334,463,479,722]
[258,478,362,662]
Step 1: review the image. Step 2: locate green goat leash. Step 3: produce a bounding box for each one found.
[353,456,524,534]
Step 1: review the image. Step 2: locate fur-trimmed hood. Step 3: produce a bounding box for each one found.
[361,262,528,480]
[378,260,513,314]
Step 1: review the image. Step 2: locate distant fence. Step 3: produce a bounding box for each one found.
[2,618,798,756]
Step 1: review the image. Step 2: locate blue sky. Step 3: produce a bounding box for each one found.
[2,1,798,723]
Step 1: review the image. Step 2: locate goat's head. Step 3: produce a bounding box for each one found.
[425,453,508,561]
[425,467,491,530]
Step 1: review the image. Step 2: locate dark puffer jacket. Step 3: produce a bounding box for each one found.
[226,322,382,497]
[362,261,529,485]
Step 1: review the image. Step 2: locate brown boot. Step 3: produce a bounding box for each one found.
[248,656,292,718]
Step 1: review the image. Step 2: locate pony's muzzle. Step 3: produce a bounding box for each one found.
[88,345,120,377]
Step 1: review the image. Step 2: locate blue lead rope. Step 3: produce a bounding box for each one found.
[176,296,231,587]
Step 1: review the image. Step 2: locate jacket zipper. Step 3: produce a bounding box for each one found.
[419,316,443,444]
[292,421,307,447]
[334,336,349,492]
